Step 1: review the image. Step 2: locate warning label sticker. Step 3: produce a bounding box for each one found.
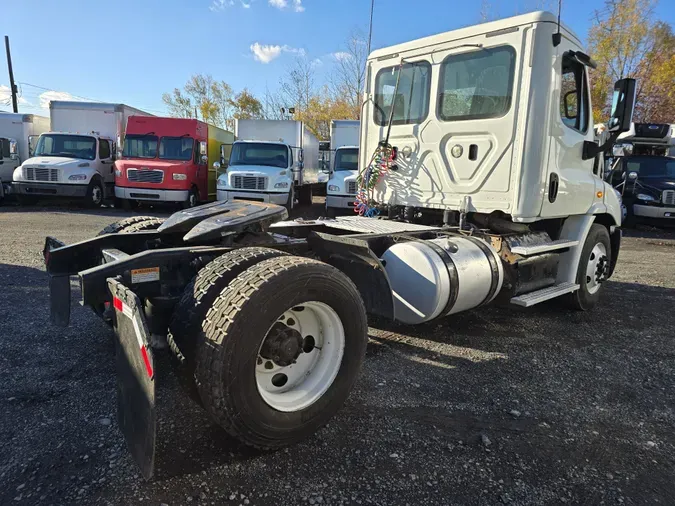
[131,267,160,284]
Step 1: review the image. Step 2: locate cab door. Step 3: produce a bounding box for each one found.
[539,45,596,217]
[364,26,525,213]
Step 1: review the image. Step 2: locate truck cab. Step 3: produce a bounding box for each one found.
[216,140,296,210]
[13,132,115,206]
[326,145,359,216]
[607,123,675,226]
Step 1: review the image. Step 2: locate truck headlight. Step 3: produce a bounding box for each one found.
[114,168,122,177]
[328,185,339,192]
[274,182,289,188]
[68,174,88,181]
[172,173,187,181]
[636,193,657,202]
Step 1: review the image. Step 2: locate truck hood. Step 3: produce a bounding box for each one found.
[115,159,192,172]
[227,164,288,175]
[22,156,89,169]
[636,178,675,192]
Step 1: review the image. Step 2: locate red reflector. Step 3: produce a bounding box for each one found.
[391,147,398,161]
[113,297,123,312]
[140,346,154,379]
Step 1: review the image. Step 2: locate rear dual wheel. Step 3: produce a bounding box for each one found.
[193,255,368,449]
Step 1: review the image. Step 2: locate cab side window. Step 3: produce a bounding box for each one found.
[99,139,111,160]
[560,53,589,133]
[374,62,432,126]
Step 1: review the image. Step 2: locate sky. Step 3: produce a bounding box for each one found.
[2,0,673,117]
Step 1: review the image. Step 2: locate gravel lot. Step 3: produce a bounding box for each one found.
[1,200,674,506]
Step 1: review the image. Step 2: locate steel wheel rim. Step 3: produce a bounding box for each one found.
[92,186,102,205]
[256,301,345,412]
[585,242,608,295]
[189,192,197,207]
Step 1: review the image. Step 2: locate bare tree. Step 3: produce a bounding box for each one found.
[278,56,316,115]
[330,30,368,119]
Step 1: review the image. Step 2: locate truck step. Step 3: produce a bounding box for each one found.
[510,282,579,307]
[510,239,579,256]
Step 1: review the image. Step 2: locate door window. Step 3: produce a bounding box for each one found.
[374,61,431,126]
[560,53,589,133]
[438,46,516,121]
[99,139,111,160]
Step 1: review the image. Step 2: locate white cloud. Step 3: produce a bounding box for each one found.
[293,0,304,12]
[210,0,234,11]
[39,91,82,110]
[241,0,251,7]
[0,85,30,106]
[250,43,304,63]
[332,51,352,62]
[268,0,287,8]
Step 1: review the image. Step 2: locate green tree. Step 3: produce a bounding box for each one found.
[230,89,264,120]
[162,74,233,128]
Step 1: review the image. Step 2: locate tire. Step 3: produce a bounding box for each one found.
[168,247,289,367]
[86,178,104,208]
[194,256,368,450]
[97,215,165,236]
[284,186,294,214]
[182,187,199,209]
[325,206,336,218]
[568,223,611,311]
[298,185,312,206]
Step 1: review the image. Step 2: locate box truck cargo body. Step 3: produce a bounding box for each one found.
[114,117,234,207]
[216,120,322,210]
[326,120,360,214]
[0,113,49,200]
[12,101,151,206]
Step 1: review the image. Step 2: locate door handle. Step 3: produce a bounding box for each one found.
[548,173,559,203]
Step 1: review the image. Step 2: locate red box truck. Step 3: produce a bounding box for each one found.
[114,117,233,208]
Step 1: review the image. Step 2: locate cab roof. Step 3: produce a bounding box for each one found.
[368,11,580,60]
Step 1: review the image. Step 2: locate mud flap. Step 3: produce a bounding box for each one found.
[107,278,156,480]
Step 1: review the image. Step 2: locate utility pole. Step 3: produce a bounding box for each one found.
[367,0,375,56]
[4,36,19,113]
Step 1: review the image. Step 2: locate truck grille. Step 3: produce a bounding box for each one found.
[347,181,357,194]
[127,169,164,184]
[24,167,58,182]
[663,190,675,206]
[232,175,267,190]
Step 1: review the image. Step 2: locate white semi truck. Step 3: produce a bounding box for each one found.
[326,120,360,216]
[44,11,635,479]
[0,112,49,203]
[13,101,151,207]
[216,119,321,211]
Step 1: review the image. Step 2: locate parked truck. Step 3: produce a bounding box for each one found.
[326,120,360,216]
[12,101,151,206]
[43,11,634,479]
[114,116,234,209]
[0,112,49,203]
[607,123,675,226]
[215,119,321,211]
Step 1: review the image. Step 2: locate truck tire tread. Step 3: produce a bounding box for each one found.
[194,255,368,450]
[97,216,163,236]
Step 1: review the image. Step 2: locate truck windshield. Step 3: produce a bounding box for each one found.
[159,137,194,161]
[230,143,288,168]
[625,156,675,178]
[33,134,96,160]
[123,134,158,158]
[334,148,359,171]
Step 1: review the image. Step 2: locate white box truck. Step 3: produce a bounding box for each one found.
[216,119,321,211]
[13,101,151,207]
[0,112,49,203]
[326,120,360,216]
[44,11,636,479]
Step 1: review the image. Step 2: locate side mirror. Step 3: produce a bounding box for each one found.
[627,171,638,180]
[213,161,221,171]
[563,90,578,119]
[608,78,637,133]
[200,141,207,156]
[201,154,208,164]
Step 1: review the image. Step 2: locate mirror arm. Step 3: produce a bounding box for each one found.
[582,131,621,161]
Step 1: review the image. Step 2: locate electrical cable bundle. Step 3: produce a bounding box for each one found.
[354,142,396,217]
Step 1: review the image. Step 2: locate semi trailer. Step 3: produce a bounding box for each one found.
[114,116,234,208]
[43,11,634,479]
[13,102,151,206]
[215,119,321,211]
[0,112,49,202]
[326,120,360,216]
